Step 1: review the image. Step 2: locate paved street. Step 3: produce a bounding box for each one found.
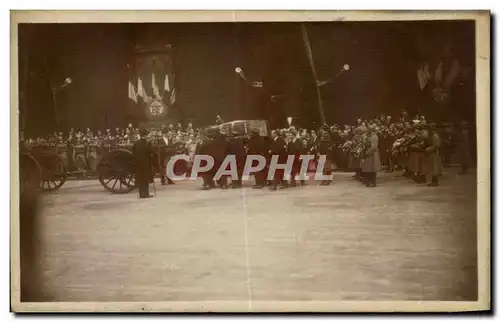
[31,170,477,302]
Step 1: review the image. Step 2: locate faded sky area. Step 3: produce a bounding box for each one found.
[18,21,475,136]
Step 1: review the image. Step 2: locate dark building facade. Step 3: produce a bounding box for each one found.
[18,21,475,137]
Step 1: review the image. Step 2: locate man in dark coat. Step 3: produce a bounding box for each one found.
[211,130,230,189]
[318,126,333,185]
[297,133,311,186]
[263,134,273,186]
[247,130,268,188]
[196,134,216,190]
[378,127,392,171]
[227,135,246,188]
[269,130,288,190]
[132,127,154,198]
[287,131,302,187]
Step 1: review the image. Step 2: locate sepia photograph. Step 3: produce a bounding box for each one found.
[10,10,490,312]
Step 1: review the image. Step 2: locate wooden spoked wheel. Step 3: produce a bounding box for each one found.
[19,152,42,195]
[96,149,136,194]
[38,154,67,191]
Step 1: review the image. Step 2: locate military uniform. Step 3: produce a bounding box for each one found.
[360,130,381,187]
[422,129,442,186]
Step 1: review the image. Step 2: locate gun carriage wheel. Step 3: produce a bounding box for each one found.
[19,152,42,195]
[96,149,136,194]
[36,153,68,191]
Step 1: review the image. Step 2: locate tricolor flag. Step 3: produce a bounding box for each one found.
[169,88,176,106]
[423,63,430,82]
[164,73,171,92]
[417,68,426,90]
[128,81,137,103]
[137,77,144,98]
[152,73,162,100]
[137,77,150,101]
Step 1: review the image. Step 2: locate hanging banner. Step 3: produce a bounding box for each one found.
[129,44,176,123]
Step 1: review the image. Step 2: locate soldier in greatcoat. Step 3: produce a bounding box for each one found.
[422,122,443,186]
[132,127,154,198]
[360,125,381,187]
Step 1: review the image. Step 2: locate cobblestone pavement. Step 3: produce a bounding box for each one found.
[30,170,477,302]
